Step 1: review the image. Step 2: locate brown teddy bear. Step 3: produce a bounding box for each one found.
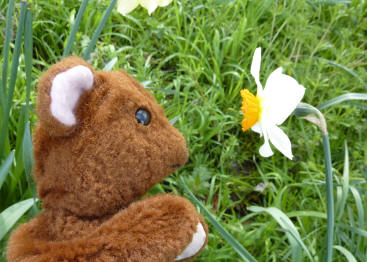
[7,57,208,262]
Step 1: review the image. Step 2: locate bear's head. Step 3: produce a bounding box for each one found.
[33,57,188,217]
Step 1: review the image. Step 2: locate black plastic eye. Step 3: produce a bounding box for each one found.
[136,108,151,126]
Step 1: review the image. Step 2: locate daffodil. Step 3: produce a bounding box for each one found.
[117,0,172,15]
[241,47,305,159]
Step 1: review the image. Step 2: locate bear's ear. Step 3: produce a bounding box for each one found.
[37,57,95,137]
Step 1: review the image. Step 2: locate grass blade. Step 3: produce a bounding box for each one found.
[323,134,335,262]
[23,123,34,179]
[345,101,367,110]
[310,56,363,83]
[338,225,367,238]
[350,186,365,253]
[0,198,36,241]
[333,246,357,262]
[248,206,314,262]
[24,8,33,121]
[287,211,327,219]
[317,93,367,110]
[6,1,27,112]
[12,10,34,179]
[12,105,26,190]
[83,0,117,61]
[336,141,349,221]
[103,57,118,70]
[63,0,89,57]
[1,0,15,111]
[307,0,351,5]
[350,187,365,228]
[0,1,27,158]
[180,177,258,262]
[23,122,37,203]
[0,150,15,190]
[169,115,180,125]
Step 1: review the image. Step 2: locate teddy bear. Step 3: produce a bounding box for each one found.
[7,57,208,262]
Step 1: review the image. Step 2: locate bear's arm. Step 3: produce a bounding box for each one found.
[7,194,207,262]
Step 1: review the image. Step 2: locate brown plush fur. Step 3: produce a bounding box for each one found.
[7,57,208,261]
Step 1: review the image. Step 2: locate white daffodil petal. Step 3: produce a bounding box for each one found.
[250,47,263,95]
[158,0,172,6]
[117,0,140,15]
[262,67,305,125]
[251,122,263,136]
[267,125,293,159]
[259,139,273,157]
[259,127,273,157]
[250,48,261,83]
[140,0,159,15]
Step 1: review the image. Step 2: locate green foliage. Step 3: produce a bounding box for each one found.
[247,206,313,262]
[0,0,366,261]
[0,199,36,241]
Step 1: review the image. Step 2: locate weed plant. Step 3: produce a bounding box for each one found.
[0,0,366,261]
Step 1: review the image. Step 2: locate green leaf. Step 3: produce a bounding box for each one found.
[286,211,327,219]
[0,198,36,241]
[83,0,118,60]
[13,105,27,176]
[0,1,27,158]
[333,246,357,262]
[22,122,38,212]
[338,224,367,238]
[1,0,15,112]
[103,57,118,70]
[310,56,363,83]
[336,141,349,220]
[345,101,367,111]
[180,177,257,262]
[215,0,238,4]
[0,150,15,190]
[169,115,180,125]
[63,0,89,57]
[23,123,34,182]
[349,186,365,229]
[149,88,179,95]
[322,134,335,262]
[317,93,367,110]
[350,186,365,252]
[24,8,33,121]
[248,206,314,262]
[307,0,351,5]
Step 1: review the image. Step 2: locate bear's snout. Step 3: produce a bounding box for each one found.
[169,147,189,169]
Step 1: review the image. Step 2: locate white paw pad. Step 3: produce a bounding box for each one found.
[175,222,206,261]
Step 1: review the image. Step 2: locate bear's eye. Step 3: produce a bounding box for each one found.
[135,108,151,126]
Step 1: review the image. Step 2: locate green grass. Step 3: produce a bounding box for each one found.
[0,0,367,261]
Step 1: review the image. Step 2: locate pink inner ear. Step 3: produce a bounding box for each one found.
[50,65,94,126]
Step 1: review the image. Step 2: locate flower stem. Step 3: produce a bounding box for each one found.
[293,103,334,261]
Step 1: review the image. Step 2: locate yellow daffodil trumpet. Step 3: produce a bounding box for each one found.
[240,89,261,132]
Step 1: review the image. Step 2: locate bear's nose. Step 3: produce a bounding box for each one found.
[170,163,182,168]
